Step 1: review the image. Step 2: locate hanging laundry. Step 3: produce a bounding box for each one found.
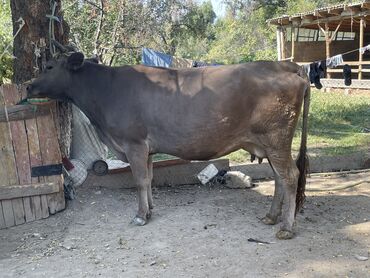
[309,62,323,89]
[319,60,327,78]
[359,44,370,55]
[343,64,352,86]
[302,64,310,77]
[142,48,173,67]
[326,54,344,68]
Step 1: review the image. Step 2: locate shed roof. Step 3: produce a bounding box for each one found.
[268,0,370,32]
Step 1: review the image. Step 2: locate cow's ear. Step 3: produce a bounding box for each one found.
[67,52,85,71]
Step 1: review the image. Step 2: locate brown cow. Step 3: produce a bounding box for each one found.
[27,51,310,239]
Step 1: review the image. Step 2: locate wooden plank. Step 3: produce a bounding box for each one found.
[1,200,15,227]
[109,159,191,174]
[12,198,25,225]
[0,86,18,187]
[0,105,50,122]
[0,202,6,229]
[37,102,64,214]
[40,195,49,219]
[0,182,59,200]
[3,84,31,185]
[31,195,43,220]
[23,197,36,222]
[22,87,43,223]
[3,85,30,228]
[327,69,370,73]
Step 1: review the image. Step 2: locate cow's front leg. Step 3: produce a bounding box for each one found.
[125,143,151,226]
[147,155,154,211]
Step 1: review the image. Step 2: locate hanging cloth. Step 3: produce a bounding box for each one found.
[302,64,310,77]
[359,44,370,55]
[318,60,327,78]
[343,64,352,86]
[309,62,323,89]
[326,54,344,68]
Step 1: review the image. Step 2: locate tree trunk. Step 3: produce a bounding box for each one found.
[10,0,72,158]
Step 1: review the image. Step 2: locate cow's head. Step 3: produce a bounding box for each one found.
[26,51,86,101]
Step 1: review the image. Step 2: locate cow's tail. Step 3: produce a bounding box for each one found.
[295,79,311,214]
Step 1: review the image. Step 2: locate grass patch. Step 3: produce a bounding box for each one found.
[292,90,370,156]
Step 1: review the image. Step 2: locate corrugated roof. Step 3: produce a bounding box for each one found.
[268,1,370,26]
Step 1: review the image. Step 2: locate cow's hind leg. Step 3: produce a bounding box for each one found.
[147,155,154,213]
[262,167,284,225]
[125,143,151,226]
[267,151,299,239]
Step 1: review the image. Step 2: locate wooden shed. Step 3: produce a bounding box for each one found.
[268,0,370,89]
[0,84,65,229]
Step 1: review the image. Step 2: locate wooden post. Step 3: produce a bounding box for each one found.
[359,18,365,80]
[281,27,287,60]
[276,27,282,61]
[325,23,331,78]
[291,27,296,61]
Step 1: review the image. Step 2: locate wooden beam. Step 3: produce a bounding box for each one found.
[291,27,296,62]
[324,23,331,59]
[0,182,59,200]
[327,8,342,16]
[109,159,191,174]
[300,10,370,28]
[362,2,370,10]
[0,105,50,122]
[359,17,364,80]
[314,10,325,18]
[348,6,361,14]
[276,28,282,60]
[281,27,287,60]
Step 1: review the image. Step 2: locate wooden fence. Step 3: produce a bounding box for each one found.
[0,84,64,229]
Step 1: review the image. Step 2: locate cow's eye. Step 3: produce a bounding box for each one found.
[46,65,53,70]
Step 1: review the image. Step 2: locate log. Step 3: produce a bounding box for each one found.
[0,104,50,122]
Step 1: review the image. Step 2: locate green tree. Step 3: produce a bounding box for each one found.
[63,0,216,65]
[0,0,12,84]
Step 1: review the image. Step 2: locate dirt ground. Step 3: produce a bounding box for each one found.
[0,171,369,278]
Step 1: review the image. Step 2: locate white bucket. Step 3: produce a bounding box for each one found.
[197,164,219,185]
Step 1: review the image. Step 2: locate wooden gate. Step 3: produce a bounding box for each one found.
[0,84,65,229]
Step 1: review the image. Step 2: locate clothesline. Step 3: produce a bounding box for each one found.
[299,43,370,89]
[297,43,370,66]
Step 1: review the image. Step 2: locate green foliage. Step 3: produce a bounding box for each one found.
[206,6,277,64]
[63,0,216,65]
[292,90,370,156]
[0,0,12,84]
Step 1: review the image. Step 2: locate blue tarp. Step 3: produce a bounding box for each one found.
[142,48,173,67]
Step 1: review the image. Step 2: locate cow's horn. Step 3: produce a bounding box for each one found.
[52,39,68,53]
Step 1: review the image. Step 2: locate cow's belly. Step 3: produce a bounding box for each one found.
[148,121,254,160]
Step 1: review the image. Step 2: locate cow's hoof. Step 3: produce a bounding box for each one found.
[276,230,294,240]
[146,210,152,220]
[261,215,277,225]
[132,216,147,226]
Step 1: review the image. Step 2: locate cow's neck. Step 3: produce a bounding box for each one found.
[68,63,113,127]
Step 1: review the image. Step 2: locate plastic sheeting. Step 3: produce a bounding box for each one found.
[142,48,173,67]
[71,105,108,170]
